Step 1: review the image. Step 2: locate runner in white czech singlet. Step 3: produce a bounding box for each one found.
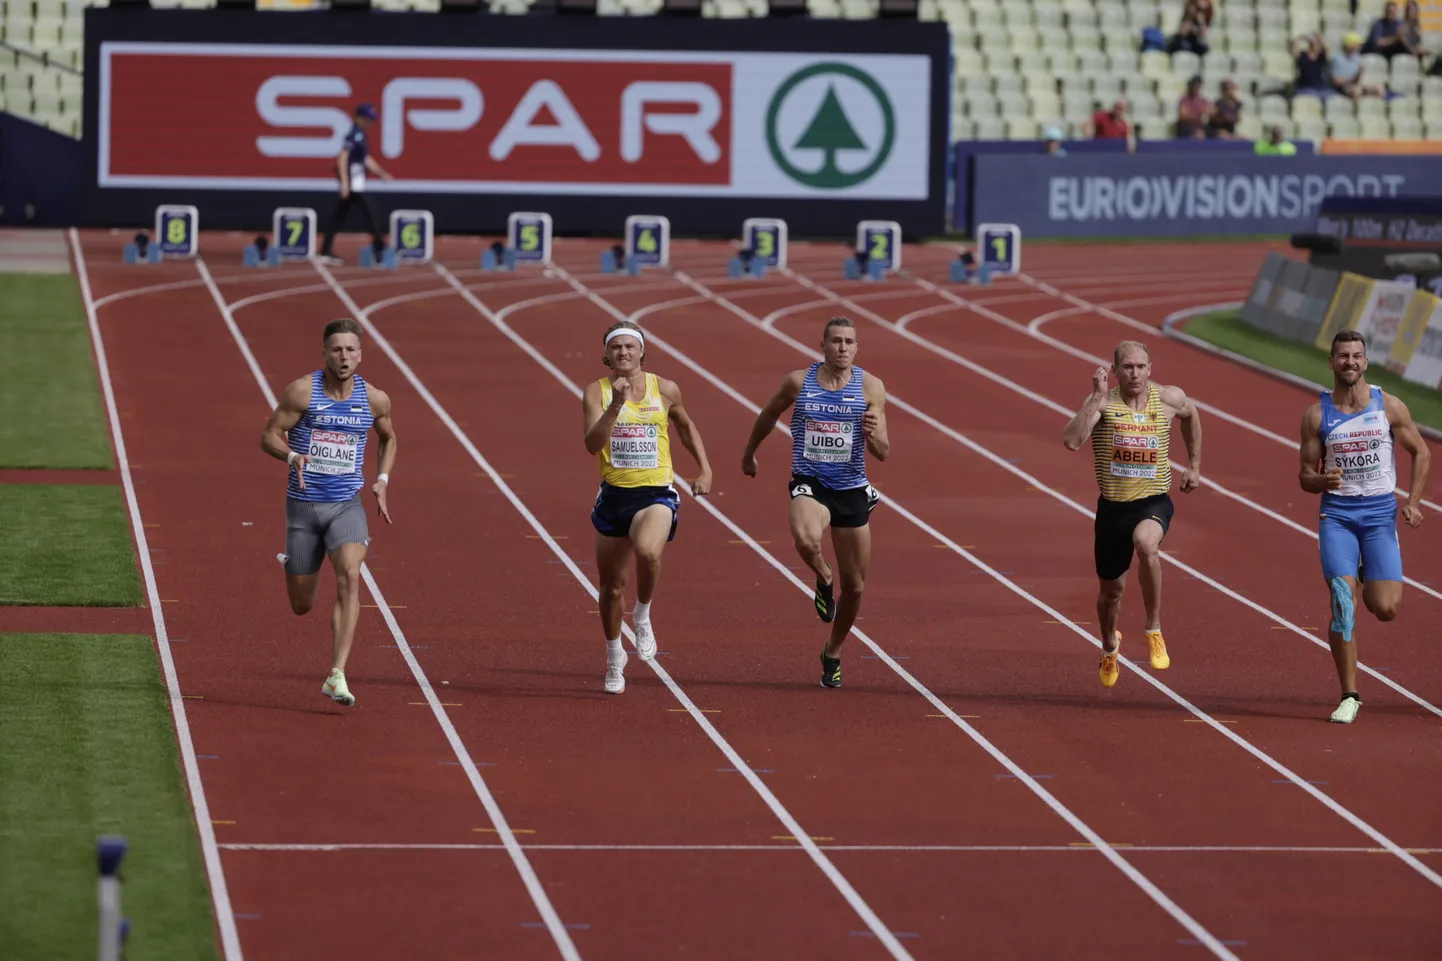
[1299,331,1431,725]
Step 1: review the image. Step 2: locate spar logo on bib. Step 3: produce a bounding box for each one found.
[307,428,359,475]
[804,418,853,462]
[610,423,660,470]
[766,63,896,190]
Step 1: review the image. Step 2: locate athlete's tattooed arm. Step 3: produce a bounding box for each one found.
[260,377,316,490]
[1298,403,1343,494]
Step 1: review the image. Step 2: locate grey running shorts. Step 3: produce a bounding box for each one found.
[279,495,370,575]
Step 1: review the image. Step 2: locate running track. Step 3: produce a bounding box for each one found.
[69,230,1442,961]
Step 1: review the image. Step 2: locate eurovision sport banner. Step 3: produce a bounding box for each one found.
[82,10,949,236]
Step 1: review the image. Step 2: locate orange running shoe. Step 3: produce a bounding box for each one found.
[1147,630,1171,670]
[1099,632,1121,688]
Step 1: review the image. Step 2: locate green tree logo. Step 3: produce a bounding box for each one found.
[766,63,895,189]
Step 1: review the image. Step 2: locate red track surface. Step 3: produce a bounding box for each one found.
[67,229,1442,961]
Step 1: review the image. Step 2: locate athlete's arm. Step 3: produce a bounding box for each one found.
[365,155,391,181]
[1298,403,1341,494]
[1160,384,1202,492]
[1386,393,1431,528]
[335,147,350,197]
[861,372,890,462]
[661,379,713,496]
[370,386,397,524]
[582,380,625,455]
[741,370,804,477]
[1062,366,1110,451]
[260,378,313,490]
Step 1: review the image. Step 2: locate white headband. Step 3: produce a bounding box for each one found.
[605,327,645,351]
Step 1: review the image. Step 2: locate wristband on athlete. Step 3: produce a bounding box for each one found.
[377,473,390,485]
[287,451,300,466]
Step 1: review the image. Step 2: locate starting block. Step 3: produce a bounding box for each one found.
[358,242,397,270]
[949,251,991,285]
[242,238,280,268]
[727,248,767,279]
[843,251,886,282]
[481,241,518,272]
[122,233,163,264]
[600,243,639,275]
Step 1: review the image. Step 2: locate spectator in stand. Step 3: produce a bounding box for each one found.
[1043,125,1068,156]
[1168,0,1214,56]
[1086,98,1132,139]
[1175,75,1213,138]
[1400,1,1426,59]
[1331,32,1389,98]
[1294,33,1334,97]
[1255,125,1299,155]
[1208,78,1244,138]
[1363,1,1422,59]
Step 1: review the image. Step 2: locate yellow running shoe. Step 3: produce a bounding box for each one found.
[1147,630,1171,670]
[322,668,355,707]
[1099,632,1121,688]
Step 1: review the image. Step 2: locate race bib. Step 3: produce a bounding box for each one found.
[1330,436,1387,481]
[349,163,367,193]
[804,418,854,463]
[610,423,659,470]
[307,429,359,475]
[1110,430,1159,479]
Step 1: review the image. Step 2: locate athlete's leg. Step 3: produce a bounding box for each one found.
[1096,575,1126,653]
[825,523,872,659]
[595,532,634,644]
[1132,519,1165,630]
[281,499,325,615]
[629,504,674,607]
[1358,519,1404,621]
[285,573,322,615]
[319,194,354,256]
[1325,573,1361,694]
[789,495,833,584]
[1318,511,1364,720]
[327,541,367,673]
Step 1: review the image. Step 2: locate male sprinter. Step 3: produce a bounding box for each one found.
[741,317,890,689]
[261,318,397,706]
[1063,341,1201,688]
[318,103,392,266]
[1298,330,1430,724]
[582,321,713,695]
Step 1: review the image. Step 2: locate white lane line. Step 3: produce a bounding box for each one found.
[1012,271,1442,513]
[536,262,1246,961]
[197,257,582,961]
[221,841,1442,855]
[1025,292,1254,335]
[416,261,916,960]
[69,230,246,961]
[652,264,1442,888]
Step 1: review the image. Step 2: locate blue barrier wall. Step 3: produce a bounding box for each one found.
[0,110,82,227]
[970,153,1442,238]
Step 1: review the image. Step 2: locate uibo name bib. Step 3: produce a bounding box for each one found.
[804,418,854,463]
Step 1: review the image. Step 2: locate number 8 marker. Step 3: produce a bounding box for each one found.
[154,204,199,258]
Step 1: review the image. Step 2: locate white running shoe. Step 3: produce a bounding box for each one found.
[604,650,628,695]
[322,668,355,707]
[1329,696,1361,724]
[634,620,657,662]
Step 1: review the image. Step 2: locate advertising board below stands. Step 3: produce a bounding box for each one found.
[81,9,949,237]
[967,153,1442,239]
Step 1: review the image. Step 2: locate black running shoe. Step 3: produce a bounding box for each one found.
[814,576,836,623]
[820,651,842,688]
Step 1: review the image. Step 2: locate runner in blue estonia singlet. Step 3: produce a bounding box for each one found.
[287,371,374,502]
[790,362,869,490]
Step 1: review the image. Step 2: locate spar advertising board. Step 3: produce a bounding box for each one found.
[82,10,949,236]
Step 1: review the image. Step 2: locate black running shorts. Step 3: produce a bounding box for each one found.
[1094,493,1174,581]
[789,474,880,529]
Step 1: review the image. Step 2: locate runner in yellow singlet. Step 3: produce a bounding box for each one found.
[1062,340,1203,689]
[581,321,714,695]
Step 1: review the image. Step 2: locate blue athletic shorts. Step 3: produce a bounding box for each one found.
[591,482,679,541]
[1319,493,1403,582]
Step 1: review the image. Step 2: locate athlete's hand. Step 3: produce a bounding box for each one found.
[1091,366,1110,396]
[692,469,713,496]
[340,184,350,200]
[289,453,311,491]
[1179,468,1201,493]
[610,376,633,407]
[1403,503,1424,528]
[862,409,881,437]
[741,450,758,477]
[372,477,392,525]
[1323,466,1345,491]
